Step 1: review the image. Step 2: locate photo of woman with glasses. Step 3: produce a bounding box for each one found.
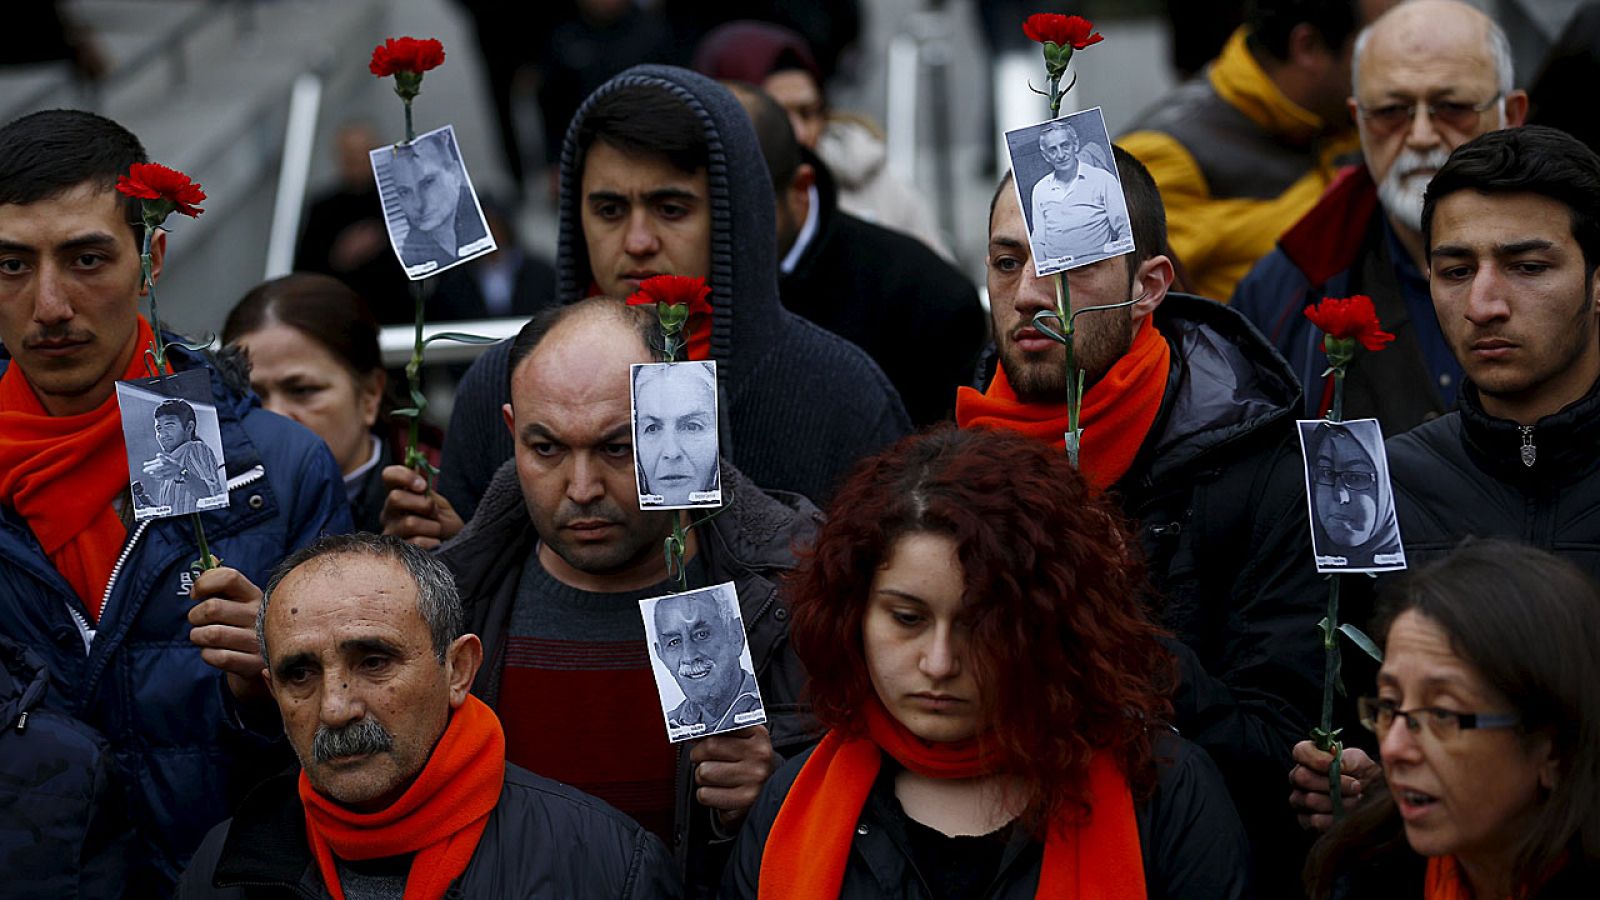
[1297,419,1405,572]
[1305,540,1600,898]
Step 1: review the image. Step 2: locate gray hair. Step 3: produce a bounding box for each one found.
[1352,3,1515,98]
[256,533,464,665]
[1039,121,1079,145]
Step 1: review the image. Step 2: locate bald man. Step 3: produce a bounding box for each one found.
[1234,0,1527,434]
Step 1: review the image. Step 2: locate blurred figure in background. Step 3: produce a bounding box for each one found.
[294,121,412,324]
[693,20,949,258]
[429,197,559,322]
[223,274,391,532]
[1527,2,1600,155]
[1119,0,1395,301]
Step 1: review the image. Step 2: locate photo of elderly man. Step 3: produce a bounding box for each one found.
[632,361,722,509]
[645,584,764,742]
[1006,108,1133,276]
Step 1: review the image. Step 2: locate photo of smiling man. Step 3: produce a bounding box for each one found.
[642,582,765,742]
[1297,418,1406,573]
[631,360,722,509]
[1004,107,1134,277]
[116,369,229,520]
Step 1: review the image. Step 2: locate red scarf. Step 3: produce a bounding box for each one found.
[955,316,1170,491]
[758,700,1145,899]
[299,695,506,900]
[0,317,157,619]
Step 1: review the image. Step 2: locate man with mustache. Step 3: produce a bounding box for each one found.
[1235,0,1527,434]
[178,533,677,897]
[0,109,351,893]
[414,297,816,893]
[1290,125,1600,835]
[960,146,1326,895]
[654,590,760,736]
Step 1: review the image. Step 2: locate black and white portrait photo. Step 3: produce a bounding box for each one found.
[1004,107,1135,277]
[1297,419,1406,574]
[640,582,766,743]
[370,123,497,279]
[115,369,229,521]
[630,361,722,510]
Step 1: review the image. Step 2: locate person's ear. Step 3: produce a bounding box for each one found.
[1503,89,1530,128]
[501,402,514,436]
[786,163,815,223]
[1130,254,1174,324]
[445,633,483,707]
[1287,22,1332,68]
[141,228,167,294]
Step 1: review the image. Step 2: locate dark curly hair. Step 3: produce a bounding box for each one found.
[787,426,1176,833]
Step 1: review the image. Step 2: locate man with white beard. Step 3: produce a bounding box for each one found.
[1233,0,1526,434]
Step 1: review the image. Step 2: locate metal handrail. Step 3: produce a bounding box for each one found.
[378,318,522,368]
[2,0,233,120]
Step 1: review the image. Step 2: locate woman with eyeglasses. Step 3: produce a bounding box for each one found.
[721,428,1252,899]
[1307,422,1402,569]
[1305,539,1600,899]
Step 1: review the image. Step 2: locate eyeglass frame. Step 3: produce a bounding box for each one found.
[1358,695,1521,739]
[1355,93,1504,136]
[1312,466,1377,492]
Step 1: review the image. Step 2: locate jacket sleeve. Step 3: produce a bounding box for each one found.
[1142,736,1255,900]
[437,339,515,522]
[624,825,683,900]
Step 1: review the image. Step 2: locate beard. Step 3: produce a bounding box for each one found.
[1377,147,1452,233]
[996,310,1134,403]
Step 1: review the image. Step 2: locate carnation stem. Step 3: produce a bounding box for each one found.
[140,229,168,371]
[1054,272,1083,469]
[403,98,415,143]
[191,513,218,570]
[1318,362,1348,818]
[405,280,426,480]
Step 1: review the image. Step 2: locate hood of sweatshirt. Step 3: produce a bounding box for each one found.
[556,64,784,397]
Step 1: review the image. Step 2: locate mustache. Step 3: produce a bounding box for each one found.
[1391,147,1451,182]
[555,499,627,527]
[312,717,393,763]
[23,324,95,348]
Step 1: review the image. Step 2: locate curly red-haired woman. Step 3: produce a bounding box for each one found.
[721,427,1252,898]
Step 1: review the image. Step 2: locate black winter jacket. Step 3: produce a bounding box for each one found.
[780,154,985,427]
[436,459,822,891]
[176,765,680,898]
[1104,294,1326,893]
[437,64,910,521]
[721,732,1254,899]
[0,635,134,899]
[1386,375,1600,579]
[1326,846,1598,899]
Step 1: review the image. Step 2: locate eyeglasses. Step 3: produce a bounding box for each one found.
[1358,696,1521,741]
[1357,94,1502,136]
[1313,466,1376,491]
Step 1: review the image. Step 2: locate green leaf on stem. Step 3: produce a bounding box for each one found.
[1340,623,1384,662]
[423,331,500,347]
[391,407,420,419]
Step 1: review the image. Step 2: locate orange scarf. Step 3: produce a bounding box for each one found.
[0,317,158,619]
[299,695,506,900]
[758,700,1144,899]
[955,316,1170,491]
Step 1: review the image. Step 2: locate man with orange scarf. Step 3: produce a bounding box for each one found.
[179,534,678,897]
[956,147,1327,894]
[0,109,352,894]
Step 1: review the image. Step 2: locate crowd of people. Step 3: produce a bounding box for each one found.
[4,1,1600,898]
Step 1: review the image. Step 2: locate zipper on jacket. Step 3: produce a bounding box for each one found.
[1519,425,1536,468]
[79,464,266,653]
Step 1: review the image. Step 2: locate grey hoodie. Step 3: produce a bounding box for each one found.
[438,65,911,518]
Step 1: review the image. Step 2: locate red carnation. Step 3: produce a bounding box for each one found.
[1023,14,1104,50]
[627,275,712,316]
[115,163,206,218]
[369,37,445,77]
[1304,295,1395,353]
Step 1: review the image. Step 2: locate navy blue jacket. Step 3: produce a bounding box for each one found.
[0,342,352,895]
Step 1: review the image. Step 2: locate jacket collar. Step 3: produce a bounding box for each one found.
[1209,27,1331,145]
[1278,164,1382,286]
[211,770,318,891]
[1458,373,1600,487]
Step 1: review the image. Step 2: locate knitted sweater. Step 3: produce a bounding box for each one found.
[438,65,911,519]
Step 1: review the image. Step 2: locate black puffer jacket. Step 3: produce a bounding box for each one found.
[436,459,822,890]
[1386,374,1600,578]
[177,765,679,898]
[721,732,1253,899]
[437,64,910,521]
[1106,294,1325,893]
[0,635,133,900]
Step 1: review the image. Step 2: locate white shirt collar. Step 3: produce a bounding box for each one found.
[779,184,821,276]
